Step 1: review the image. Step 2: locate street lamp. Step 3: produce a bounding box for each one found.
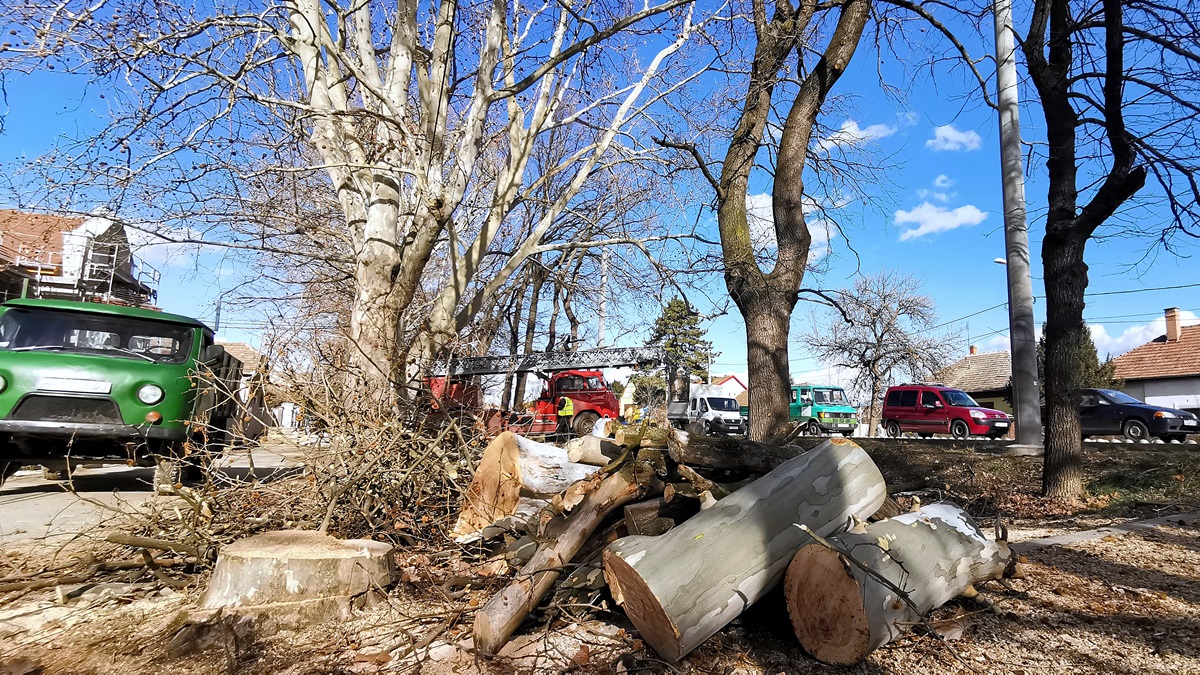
[994,258,1007,265]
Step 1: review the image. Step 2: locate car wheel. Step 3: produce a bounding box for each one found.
[841,431,853,437]
[950,419,970,439]
[573,411,600,438]
[1122,419,1149,442]
[886,421,901,438]
[806,421,822,437]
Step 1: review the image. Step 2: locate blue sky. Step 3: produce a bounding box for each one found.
[2,14,1197,384]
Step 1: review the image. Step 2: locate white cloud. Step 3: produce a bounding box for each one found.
[895,202,988,241]
[1090,311,1200,359]
[127,226,201,268]
[817,119,898,153]
[926,125,982,152]
[934,174,954,189]
[916,189,951,203]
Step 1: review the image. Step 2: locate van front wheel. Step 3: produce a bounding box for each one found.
[951,419,970,439]
[886,421,901,438]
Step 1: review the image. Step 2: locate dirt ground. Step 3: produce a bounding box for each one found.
[2,441,1199,674]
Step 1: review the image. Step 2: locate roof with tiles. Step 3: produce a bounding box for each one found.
[935,350,1012,393]
[1111,325,1200,381]
[0,210,85,254]
[217,341,264,371]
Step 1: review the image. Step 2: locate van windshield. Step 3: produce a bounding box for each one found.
[0,307,195,364]
[707,397,739,412]
[813,388,847,404]
[942,389,980,407]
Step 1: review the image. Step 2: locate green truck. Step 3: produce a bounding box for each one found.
[736,383,859,436]
[0,298,243,487]
[790,384,858,436]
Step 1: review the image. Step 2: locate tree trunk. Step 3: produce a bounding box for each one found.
[472,460,659,655]
[667,429,803,473]
[1040,229,1089,498]
[348,200,402,407]
[740,299,796,441]
[513,266,546,407]
[450,432,596,542]
[602,438,887,662]
[784,502,1013,665]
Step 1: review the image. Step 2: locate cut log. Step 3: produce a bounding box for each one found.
[565,435,624,466]
[451,432,596,542]
[472,460,661,655]
[624,499,675,536]
[784,502,1014,665]
[667,430,804,473]
[603,438,887,662]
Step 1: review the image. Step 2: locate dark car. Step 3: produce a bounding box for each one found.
[1077,388,1199,442]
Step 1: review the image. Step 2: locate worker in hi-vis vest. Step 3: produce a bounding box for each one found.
[557,396,574,435]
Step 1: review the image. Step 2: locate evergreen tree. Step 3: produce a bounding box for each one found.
[1036,327,1123,396]
[628,299,717,406]
[647,298,717,382]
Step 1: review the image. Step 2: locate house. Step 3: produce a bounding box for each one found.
[709,374,747,400]
[935,347,1013,414]
[0,209,158,306]
[1111,307,1200,416]
[216,340,276,440]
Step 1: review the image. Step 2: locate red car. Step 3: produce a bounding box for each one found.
[882,384,1012,439]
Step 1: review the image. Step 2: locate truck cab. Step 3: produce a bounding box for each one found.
[667,384,747,435]
[790,384,858,436]
[515,369,619,437]
[0,298,241,485]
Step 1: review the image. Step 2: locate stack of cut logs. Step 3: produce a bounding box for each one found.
[452,418,1021,664]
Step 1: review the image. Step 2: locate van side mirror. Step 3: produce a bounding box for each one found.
[203,344,226,364]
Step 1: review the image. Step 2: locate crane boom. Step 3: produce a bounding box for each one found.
[433,346,672,377]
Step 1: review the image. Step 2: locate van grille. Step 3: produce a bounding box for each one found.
[10,396,124,424]
[824,412,856,420]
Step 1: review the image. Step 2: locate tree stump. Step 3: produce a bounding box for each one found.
[602,438,887,662]
[783,502,1014,665]
[199,530,394,629]
[451,431,596,542]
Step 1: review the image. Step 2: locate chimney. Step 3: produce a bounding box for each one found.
[969,345,978,355]
[1166,307,1182,342]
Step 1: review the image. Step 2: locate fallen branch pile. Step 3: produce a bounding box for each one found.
[450,424,1021,663]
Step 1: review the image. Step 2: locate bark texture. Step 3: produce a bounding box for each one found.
[784,502,1012,665]
[602,438,887,662]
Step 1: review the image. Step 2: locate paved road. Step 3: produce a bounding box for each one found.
[0,441,306,551]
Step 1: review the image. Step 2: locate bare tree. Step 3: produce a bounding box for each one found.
[1018,0,1200,497]
[803,271,956,435]
[0,0,712,408]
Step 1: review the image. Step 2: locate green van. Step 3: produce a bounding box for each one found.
[790,384,858,436]
[0,298,243,486]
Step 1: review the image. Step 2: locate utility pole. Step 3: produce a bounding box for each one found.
[994,0,1043,454]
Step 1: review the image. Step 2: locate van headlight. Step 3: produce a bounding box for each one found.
[0,374,6,393]
[137,384,165,405]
